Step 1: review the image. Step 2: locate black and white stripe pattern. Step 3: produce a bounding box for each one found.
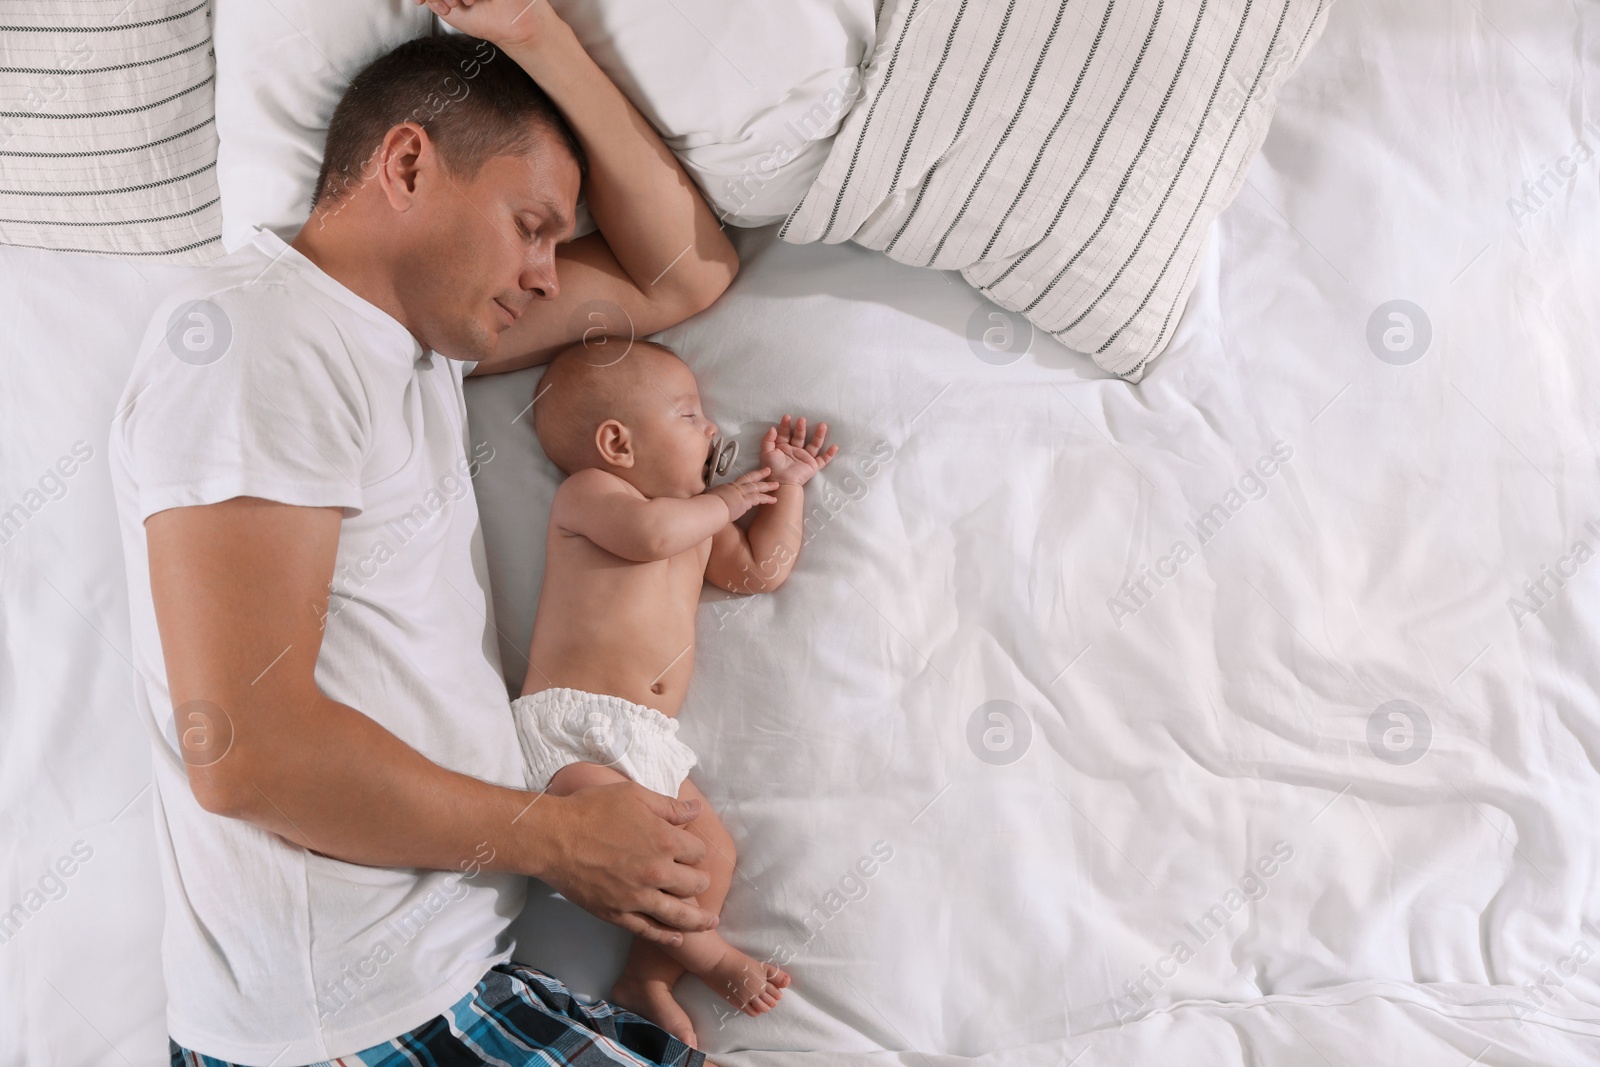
[0,0,221,261]
[780,0,1334,379]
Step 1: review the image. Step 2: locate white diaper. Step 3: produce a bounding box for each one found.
[511,687,698,798]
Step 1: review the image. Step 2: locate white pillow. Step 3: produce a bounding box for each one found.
[213,0,875,249]
[212,0,434,250]
[544,0,875,225]
[0,0,221,262]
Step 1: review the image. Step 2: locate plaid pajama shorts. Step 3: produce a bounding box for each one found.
[169,962,705,1067]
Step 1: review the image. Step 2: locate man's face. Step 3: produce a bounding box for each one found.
[396,127,581,362]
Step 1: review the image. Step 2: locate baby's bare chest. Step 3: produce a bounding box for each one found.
[549,534,709,623]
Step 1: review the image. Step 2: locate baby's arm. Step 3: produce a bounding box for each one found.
[555,466,778,562]
[706,416,837,594]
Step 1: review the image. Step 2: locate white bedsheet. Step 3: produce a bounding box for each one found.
[4,0,1600,1063]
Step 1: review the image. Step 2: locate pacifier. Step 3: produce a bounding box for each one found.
[703,436,739,484]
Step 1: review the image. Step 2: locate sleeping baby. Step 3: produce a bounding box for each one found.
[513,337,837,1045]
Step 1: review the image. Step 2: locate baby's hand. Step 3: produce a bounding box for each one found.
[709,468,779,522]
[761,415,839,487]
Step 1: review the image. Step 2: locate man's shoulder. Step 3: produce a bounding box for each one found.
[148,236,336,344]
[131,236,377,393]
[111,235,381,517]
[116,233,383,460]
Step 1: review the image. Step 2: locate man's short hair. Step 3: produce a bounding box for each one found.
[312,33,586,209]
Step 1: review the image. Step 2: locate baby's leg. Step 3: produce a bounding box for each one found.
[541,762,700,1044]
[616,779,789,1021]
[545,764,788,1039]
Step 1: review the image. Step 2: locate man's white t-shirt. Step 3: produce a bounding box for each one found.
[110,229,527,1064]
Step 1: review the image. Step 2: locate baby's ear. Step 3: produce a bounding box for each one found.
[594,418,635,468]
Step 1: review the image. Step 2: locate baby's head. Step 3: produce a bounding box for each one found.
[531,337,722,498]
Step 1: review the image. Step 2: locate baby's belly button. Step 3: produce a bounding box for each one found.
[643,649,694,694]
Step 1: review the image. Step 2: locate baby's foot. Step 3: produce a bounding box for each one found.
[699,945,791,1016]
[610,973,698,1047]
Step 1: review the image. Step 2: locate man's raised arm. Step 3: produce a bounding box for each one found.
[436,0,740,374]
[146,496,717,946]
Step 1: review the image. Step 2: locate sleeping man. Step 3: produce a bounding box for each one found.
[111,0,745,1064]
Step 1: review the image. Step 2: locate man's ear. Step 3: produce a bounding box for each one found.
[374,122,432,212]
[595,419,635,468]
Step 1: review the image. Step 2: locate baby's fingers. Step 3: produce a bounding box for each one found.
[816,443,840,468]
[807,421,831,451]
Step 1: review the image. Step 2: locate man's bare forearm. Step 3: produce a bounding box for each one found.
[502,19,736,308]
[208,690,554,879]
[149,500,556,881]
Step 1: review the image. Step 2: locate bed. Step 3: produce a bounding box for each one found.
[4,0,1600,1063]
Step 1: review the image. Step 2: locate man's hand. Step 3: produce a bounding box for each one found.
[709,468,779,522]
[419,0,554,49]
[761,415,839,487]
[541,782,718,945]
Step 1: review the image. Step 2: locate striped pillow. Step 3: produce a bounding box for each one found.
[780,0,1335,379]
[0,0,220,261]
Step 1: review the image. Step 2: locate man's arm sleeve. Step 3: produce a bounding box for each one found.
[126,291,369,521]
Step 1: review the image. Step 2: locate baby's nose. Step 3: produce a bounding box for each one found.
[705,419,720,439]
